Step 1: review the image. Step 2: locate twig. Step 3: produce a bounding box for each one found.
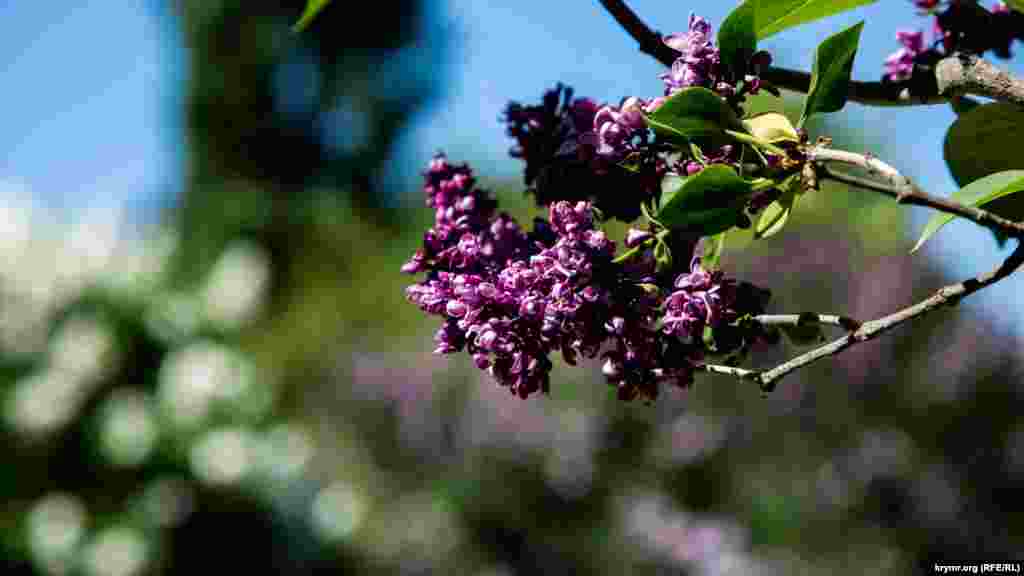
[810,147,1024,239]
[698,363,761,380]
[597,0,677,68]
[752,243,1024,391]
[753,313,861,331]
[597,0,1024,107]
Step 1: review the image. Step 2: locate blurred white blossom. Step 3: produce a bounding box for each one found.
[80,526,149,576]
[157,340,253,429]
[98,390,158,468]
[26,493,88,576]
[311,482,368,543]
[189,426,256,487]
[199,240,271,330]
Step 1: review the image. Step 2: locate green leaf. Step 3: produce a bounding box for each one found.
[911,170,1024,252]
[658,166,753,235]
[701,231,728,269]
[756,0,875,39]
[754,184,796,239]
[949,96,981,116]
[943,102,1024,187]
[1007,0,1024,13]
[293,0,331,32]
[742,112,799,143]
[645,88,744,145]
[799,22,864,127]
[719,1,758,78]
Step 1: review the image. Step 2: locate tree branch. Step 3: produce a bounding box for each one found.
[750,243,1024,391]
[597,0,677,68]
[810,146,1024,239]
[754,313,861,331]
[597,0,1024,107]
[935,54,1024,107]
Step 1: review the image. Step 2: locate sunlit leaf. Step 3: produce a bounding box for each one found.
[293,0,331,32]
[754,184,796,239]
[701,231,728,269]
[911,170,1024,252]
[799,22,864,126]
[756,0,875,39]
[742,112,799,143]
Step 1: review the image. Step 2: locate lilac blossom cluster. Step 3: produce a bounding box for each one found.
[660,15,773,100]
[503,85,664,222]
[883,1,1022,82]
[403,156,766,401]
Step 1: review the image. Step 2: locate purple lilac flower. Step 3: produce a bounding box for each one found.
[992,1,1010,14]
[401,153,529,275]
[883,30,926,82]
[504,84,598,185]
[660,14,721,94]
[663,256,740,342]
[579,97,649,162]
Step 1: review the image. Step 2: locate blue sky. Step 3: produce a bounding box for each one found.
[0,1,1021,328]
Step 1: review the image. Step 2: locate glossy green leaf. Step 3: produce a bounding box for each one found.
[756,0,875,39]
[943,102,1024,187]
[1005,0,1024,13]
[742,112,799,143]
[719,1,758,78]
[799,22,864,126]
[658,166,752,235]
[645,88,744,145]
[293,0,331,32]
[911,170,1024,252]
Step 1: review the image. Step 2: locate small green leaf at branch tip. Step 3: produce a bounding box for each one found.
[756,0,876,39]
[742,113,799,144]
[754,178,797,239]
[911,170,1024,253]
[701,231,728,269]
[645,88,744,144]
[799,21,864,127]
[292,0,332,32]
[718,1,758,79]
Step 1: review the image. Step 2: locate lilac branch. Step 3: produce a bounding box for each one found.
[596,0,1024,107]
[751,243,1024,391]
[753,313,861,331]
[810,146,1024,239]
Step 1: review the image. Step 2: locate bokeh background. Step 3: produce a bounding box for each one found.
[1,1,1023,574]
